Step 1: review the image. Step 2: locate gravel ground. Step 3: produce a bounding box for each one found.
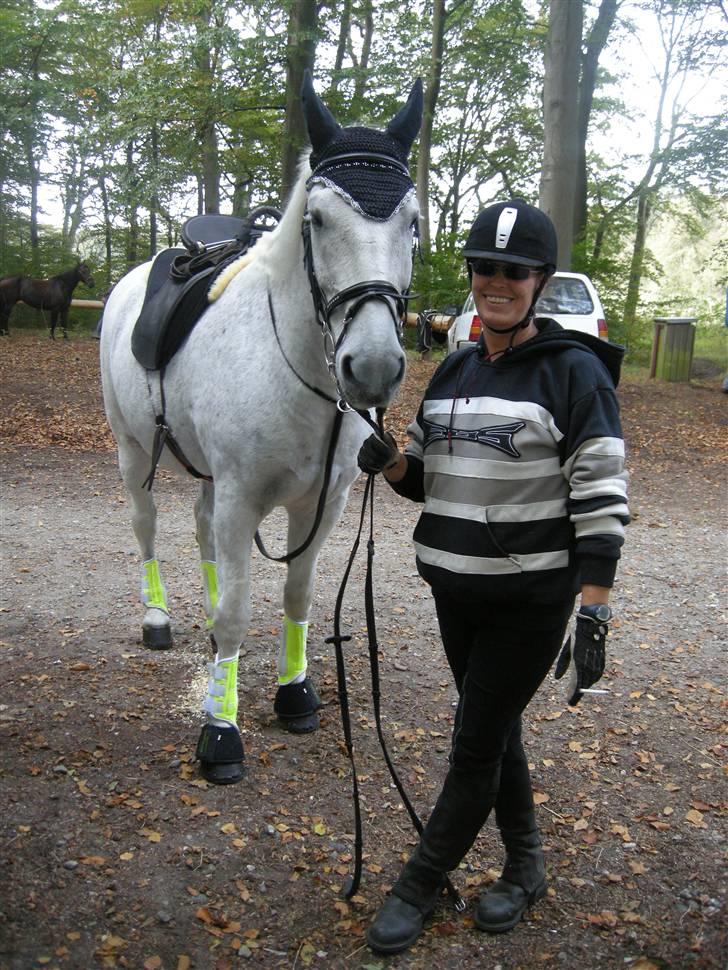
[0,334,725,970]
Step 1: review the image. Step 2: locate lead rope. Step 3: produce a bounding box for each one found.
[329,412,465,910]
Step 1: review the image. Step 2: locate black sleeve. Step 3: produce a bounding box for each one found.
[387,455,425,503]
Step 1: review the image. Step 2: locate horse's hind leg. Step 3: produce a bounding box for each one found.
[195,487,255,785]
[194,481,217,642]
[118,436,173,650]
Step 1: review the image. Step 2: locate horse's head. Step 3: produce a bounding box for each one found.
[301,73,423,411]
[78,262,95,288]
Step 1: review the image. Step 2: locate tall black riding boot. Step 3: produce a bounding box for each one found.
[475,810,546,933]
[367,765,498,955]
[365,845,445,955]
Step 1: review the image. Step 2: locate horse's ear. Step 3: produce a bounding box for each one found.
[386,78,424,155]
[301,69,342,153]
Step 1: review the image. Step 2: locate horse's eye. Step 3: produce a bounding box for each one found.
[310,211,324,229]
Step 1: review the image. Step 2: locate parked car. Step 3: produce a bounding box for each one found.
[446,271,608,354]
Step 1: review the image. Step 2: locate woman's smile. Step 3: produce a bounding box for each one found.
[473,269,541,331]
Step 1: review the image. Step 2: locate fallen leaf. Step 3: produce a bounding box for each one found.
[685,809,707,827]
[139,828,162,842]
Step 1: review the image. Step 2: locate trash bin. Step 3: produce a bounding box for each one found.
[649,317,697,381]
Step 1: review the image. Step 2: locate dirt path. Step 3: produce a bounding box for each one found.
[0,334,726,970]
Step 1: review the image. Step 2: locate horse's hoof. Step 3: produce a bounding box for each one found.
[274,677,322,733]
[281,710,320,734]
[196,723,245,785]
[200,760,246,784]
[143,623,173,650]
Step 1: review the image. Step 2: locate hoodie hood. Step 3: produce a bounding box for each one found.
[477,317,625,387]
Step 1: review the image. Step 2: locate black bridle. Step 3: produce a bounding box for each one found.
[302,150,417,411]
[254,149,417,561]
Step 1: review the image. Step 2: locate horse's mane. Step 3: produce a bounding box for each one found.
[254,153,312,273]
[208,154,312,302]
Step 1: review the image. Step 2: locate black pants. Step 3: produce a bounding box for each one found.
[394,591,572,904]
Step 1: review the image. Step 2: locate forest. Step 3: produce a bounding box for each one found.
[1,0,726,357]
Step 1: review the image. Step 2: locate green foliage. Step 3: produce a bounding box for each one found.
[1,0,726,328]
[413,236,469,314]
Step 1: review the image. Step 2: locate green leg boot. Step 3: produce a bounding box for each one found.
[475,822,546,933]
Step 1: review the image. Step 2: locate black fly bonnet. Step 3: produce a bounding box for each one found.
[307,126,416,220]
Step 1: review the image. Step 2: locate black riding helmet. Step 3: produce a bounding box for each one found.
[463,198,558,271]
[463,199,558,335]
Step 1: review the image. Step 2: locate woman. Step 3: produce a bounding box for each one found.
[358,199,629,955]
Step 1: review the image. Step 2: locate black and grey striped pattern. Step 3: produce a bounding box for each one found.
[392,323,629,604]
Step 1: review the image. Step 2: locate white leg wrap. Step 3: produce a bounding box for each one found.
[277,616,308,686]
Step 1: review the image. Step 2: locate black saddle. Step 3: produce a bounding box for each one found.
[131,207,280,371]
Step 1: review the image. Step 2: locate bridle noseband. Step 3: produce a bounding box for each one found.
[302,150,417,410]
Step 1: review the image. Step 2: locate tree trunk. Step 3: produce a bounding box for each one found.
[195,6,220,214]
[281,0,318,203]
[232,177,252,218]
[416,0,447,255]
[98,170,112,287]
[574,0,619,244]
[149,123,159,256]
[351,0,374,110]
[25,135,40,266]
[539,0,583,269]
[622,190,652,342]
[125,139,139,270]
[331,0,351,82]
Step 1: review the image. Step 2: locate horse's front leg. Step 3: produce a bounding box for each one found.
[196,484,255,785]
[49,311,57,340]
[60,307,69,339]
[118,436,173,650]
[274,492,350,734]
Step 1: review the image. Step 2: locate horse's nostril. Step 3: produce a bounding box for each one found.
[341,354,354,380]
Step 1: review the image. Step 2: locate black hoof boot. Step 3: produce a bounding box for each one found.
[196,723,246,784]
[274,677,322,734]
[474,877,547,933]
[366,895,432,955]
[143,623,173,650]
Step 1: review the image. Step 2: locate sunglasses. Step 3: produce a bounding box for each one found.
[467,259,538,281]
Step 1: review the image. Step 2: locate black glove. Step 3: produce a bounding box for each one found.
[554,608,609,706]
[357,432,399,475]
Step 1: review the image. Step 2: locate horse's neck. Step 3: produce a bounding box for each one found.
[54,267,79,289]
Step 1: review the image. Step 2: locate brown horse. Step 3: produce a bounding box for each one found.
[0,262,95,338]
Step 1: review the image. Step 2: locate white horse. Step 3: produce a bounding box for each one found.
[100,73,422,783]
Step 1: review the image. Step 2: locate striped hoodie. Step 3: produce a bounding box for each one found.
[390,319,630,605]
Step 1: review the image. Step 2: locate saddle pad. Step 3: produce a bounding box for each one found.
[131,249,217,371]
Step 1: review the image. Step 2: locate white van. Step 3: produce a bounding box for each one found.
[446,271,608,353]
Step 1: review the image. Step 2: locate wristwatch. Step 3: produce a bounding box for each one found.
[579,603,612,623]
